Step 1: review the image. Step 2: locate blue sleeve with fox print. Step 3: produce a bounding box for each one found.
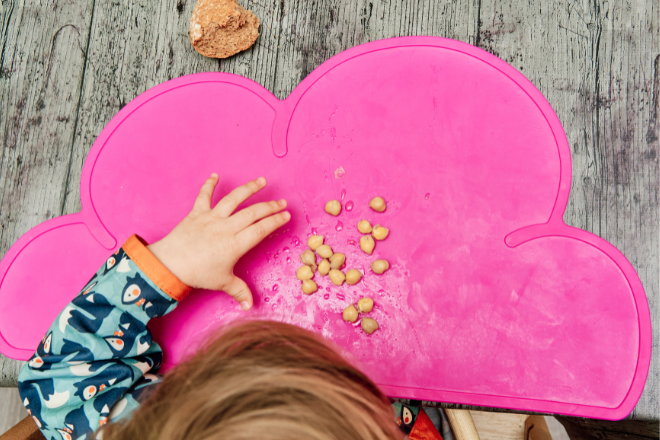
[18,237,183,440]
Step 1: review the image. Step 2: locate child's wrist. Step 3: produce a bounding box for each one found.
[147,240,192,287]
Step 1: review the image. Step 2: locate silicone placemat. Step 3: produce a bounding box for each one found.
[0,37,651,420]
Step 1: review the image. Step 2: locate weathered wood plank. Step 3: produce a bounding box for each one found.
[0,354,22,387]
[474,0,659,420]
[266,0,480,98]
[0,0,94,254]
[0,387,28,434]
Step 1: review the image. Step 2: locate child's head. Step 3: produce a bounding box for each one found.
[103,320,401,440]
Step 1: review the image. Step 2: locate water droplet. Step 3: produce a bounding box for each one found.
[345,200,354,211]
[283,247,290,253]
[286,257,291,263]
[347,239,357,246]
[335,221,343,232]
[272,285,279,292]
[274,252,280,260]
[325,286,331,292]
[337,294,345,301]
[323,294,330,300]
[311,227,318,235]
[425,193,430,200]
[264,297,270,303]
[334,166,345,179]
[291,236,300,246]
[340,189,346,200]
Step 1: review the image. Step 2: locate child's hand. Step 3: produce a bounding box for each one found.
[147,174,290,311]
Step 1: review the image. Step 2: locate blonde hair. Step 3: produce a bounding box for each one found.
[103,320,402,440]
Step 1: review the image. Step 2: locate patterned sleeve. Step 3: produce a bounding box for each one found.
[18,235,192,440]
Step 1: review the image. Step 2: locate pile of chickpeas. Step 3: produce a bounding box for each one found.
[295,196,390,335]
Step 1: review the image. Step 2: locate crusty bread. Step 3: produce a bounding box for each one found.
[189,0,259,59]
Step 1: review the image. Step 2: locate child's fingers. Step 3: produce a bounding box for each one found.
[231,199,287,229]
[223,276,253,311]
[193,174,219,212]
[213,177,267,217]
[237,211,291,252]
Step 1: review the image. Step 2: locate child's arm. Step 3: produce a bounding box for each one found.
[18,175,290,440]
[19,238,181,439]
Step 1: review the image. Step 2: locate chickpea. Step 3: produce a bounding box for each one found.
[371,225,389,241]
[307,235,324,251]
[343,305,358,323]
[361,317,379,334]
[369,196,386,212]
[301,280,318,295]
[357,219,373,234]
[345,269,363,285]
[357,297,374,313]
[316,244,333,259]
[371,259,390,274]
[325,200,342,216]
[296,265,314,280]
[318,259,331,276]
[360,235,375,255]
[329,269,346,286]
[329,252,346,270]
[300,250,316,266]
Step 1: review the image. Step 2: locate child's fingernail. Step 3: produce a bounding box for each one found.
[211,173,218,179]
[257,177,266,186]
[240,301,251,311]
[282,211,291,220]
[278,199,287,207]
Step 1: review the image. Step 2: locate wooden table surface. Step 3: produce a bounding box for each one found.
[0,0,657,421]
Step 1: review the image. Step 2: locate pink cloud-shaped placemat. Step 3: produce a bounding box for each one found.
[0,37,651,420]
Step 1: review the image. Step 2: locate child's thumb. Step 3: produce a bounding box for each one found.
[224,276,253,311]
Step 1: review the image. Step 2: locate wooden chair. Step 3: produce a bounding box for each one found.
[445,409,481,440]
[0,417,44,440]
[525,415,553,440]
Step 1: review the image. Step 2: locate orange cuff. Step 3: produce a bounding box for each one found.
[122,235,192,302]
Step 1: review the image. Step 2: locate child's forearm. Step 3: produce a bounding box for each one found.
[18,235,188,440]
